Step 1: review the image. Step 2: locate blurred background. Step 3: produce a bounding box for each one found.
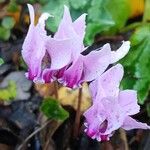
[0,0,150,150]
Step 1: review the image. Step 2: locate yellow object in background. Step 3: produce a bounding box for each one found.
[129,0,145,18]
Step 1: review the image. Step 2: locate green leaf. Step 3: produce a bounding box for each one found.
[130,25,150,46]
[41,98,69,121]
[85,22,112,45]
[38,0,49,5]
[2,17,15,29]
[7,0,19,12]
[85,0,130,44]
[105,0,131,33]
[42,0,69,32]
[143,0,150,22]
[0,26,10,41]
[70,0,89,9]
[88,6,114,25]
[122,25,150,104]
[134,79,150,104]
[0,58,4,65]
[0,81,17,101]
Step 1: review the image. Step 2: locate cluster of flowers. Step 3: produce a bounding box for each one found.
[22,4,150,141]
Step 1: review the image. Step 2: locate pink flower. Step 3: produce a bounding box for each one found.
[48,6,130,88]
[41,5,87,84]
[22,5,130,88]
[84,64,150,141]
[22,4,51,81]
[22,5,75,83]
[58,41,130,88]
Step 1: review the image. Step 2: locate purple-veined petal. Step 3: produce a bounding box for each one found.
[58,55,84,88]
[82,44,111,82]
[41,68,56,83]
[122,116,150,130]
[110,41,130,64]
[119,90,140,115]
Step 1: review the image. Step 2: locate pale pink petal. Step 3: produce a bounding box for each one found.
[22,4,50,80]
[82,44,111,82]
[54,6,84,61]
[119,90,140,115]
[122,116,150,130]
[89,64,124,101]
[101,98,125,135]
[73,13,87,40]
[54,5,75,39]
[110,41,130,64]
[84,101,105,123]
[27,4,34,24]
[46,38,74,70]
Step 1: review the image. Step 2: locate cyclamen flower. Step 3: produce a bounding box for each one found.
[22,4,130,89]
[22,4,51,81]
[22,4,75,83]
[41,5,87,84]
[58,41,130,88]
[48,6,130,88]
[84,64,150,141]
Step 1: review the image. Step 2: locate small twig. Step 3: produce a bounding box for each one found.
[43,121,62,150]
[119,128,129,150]
[54,81,58,99]
[74,87,82,138]
[17,120,51,150]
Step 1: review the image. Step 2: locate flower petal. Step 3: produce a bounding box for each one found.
[46,38,73,70]
[27,4,34,24]
[82,44,111,82]
[122,116,150,130]
[22,4,50,80]
[119,90,140,115]
[58,56,84,88]
[73,13,87,40]
[41,68,56,83]
[101,98,125,135]
[89,64,124,101]
[54,5,75,39]
[110,41,130,64]
[54,5,84,61]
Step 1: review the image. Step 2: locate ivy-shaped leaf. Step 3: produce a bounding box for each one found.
[40,98,69,121]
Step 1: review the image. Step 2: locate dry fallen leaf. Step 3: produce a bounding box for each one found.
[35,83,55,98]
[58,83,92,112]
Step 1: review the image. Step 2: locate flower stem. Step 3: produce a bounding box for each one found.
[74,87,82,138]
[54,81,58,99]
